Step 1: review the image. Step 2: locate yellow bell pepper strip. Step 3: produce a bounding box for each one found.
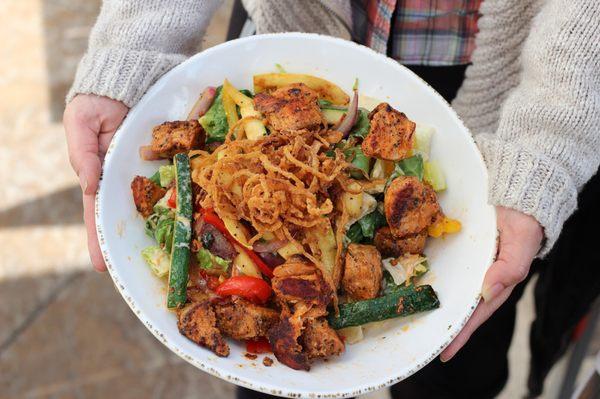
[428,216,462,238]
[222,79,266,140]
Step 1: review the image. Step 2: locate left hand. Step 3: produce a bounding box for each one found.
[440,206,543,362]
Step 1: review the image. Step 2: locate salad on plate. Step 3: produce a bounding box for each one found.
[130,71,461,371]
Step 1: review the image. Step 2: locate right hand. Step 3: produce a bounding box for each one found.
[63,94,129,271]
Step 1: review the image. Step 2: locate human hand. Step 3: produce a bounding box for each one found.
[63,94,129,271]
[440,206,543,361]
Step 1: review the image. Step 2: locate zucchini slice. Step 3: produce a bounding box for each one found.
[166,153,193,308]
[328,285,440,329]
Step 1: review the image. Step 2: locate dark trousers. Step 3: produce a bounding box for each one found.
[237,65,600,399]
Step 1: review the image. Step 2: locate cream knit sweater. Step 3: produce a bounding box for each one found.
[69,0,600,254]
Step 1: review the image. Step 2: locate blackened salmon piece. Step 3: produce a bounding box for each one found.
[151,120,205,158]
[214,297,279,340]
[131,176,166,217]
[268,317,310,371]
[374,227,427,257]
[301,318,344,360]
[384,176,441,238]
[271,258,332,309]
[254,83,324,133]
[177,301,229,357]
[361,103,416,161]
[342,244,382,300]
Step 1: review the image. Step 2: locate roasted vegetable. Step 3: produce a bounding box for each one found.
[423,160,446,191]
[222,79,266,140]
[166,153,193,308]
[413,124,434,161]
[158,164,175,188]
[328,285,440,329]
[144,209,174,253]
[187,86,217,120]
[141,246,170,277]
[215,276,272,304]
[196,248,230,274]
[199,86,228,143]
[344,146,371,179]
[350,108,370,139]
[254,73,349,105]
[428,216,462,237]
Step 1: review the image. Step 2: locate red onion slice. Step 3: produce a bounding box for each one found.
[139,145,162,160]
[335,89,359,138]
[187,86,217,120]
[257,252,286,268]
[253,239,288,253]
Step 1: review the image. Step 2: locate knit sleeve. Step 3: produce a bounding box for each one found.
[67,0,221,107]
[241,0,352,39]
[475,0,600,254]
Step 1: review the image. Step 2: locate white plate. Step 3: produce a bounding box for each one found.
[96,33,496,398]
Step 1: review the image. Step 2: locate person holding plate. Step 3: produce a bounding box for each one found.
[63,0,600,397]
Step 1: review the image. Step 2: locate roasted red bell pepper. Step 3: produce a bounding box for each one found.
[201,208,274,278]
[246,337,272,354]
[215,276,272,304]
[167,189,177,208]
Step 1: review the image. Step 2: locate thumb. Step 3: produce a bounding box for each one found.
[481,238,534,302]
[64,113,102,195]
[77,154,102,195]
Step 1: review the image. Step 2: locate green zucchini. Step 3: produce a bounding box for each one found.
[166,153,193,308]
[328,285,440,329]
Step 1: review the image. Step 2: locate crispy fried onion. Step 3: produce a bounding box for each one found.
[191,129,353,296]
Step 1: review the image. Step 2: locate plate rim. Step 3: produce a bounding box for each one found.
[96,32,497,398]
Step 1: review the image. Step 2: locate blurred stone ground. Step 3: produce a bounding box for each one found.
[0,1,597,398]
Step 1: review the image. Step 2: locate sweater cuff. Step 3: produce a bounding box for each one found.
[476,134,578,256]
[66,47,187,107]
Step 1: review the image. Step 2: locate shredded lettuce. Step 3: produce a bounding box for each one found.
[158,165,175,188]
[199,86,228,143]
[382,255,429,289]
[197,248,231,273]
[144,210,174,253]
[141,246,170,277]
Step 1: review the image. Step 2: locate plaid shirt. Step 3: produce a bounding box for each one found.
[351,0,483,66]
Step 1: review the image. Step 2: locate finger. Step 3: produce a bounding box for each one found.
[440,285,514,362]
[481,238,534,302]
[83,192,106,272]
[64,111,102,195]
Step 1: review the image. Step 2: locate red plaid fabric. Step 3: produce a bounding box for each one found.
[352,0,483,65]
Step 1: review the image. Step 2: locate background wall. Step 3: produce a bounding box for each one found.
[0,1,596,398]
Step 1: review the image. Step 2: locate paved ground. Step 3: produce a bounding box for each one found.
[1,1,597,398]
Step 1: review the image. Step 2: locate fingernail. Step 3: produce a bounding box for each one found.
[482,283,504,302]
[440,354,449,363]
[79,172,88,193]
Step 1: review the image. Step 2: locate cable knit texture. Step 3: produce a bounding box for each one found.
[242,0,351,39]
[67,0,221,107]
[68,0,600,254]
[453,0,600,254]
